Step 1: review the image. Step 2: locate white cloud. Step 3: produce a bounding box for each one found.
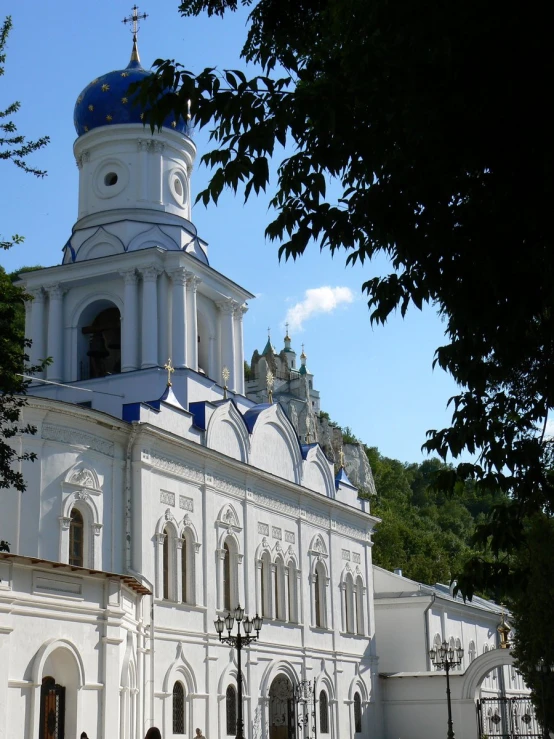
[285,286,355,332]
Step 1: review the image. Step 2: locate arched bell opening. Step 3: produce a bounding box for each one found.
[197,309,210,378]
[77,300,121,380]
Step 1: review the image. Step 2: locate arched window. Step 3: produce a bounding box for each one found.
[163,528,170,600]
[275,558,285,620]
[80,305,122,380]
[455,638,462,670]
[354,691,362,733]
[432,633,442,671]
[314,563,326,628]
[468,640,476,663]
[223,542,231,611]
[261,550,272,618]
[40,676,65,739]
[226,684,237,735]
[355,575,364,635]
[172,681,185,734]
[69,509,84,567]
[345,573,355,633]
[287,561,297,623]
[319,690,329,734]
[182,536,188,603]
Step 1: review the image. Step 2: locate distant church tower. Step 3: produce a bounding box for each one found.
[22,27,252,416]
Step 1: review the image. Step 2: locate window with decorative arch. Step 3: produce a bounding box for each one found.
[354,691,362,733]
[172,681,185,734]
[162,524,179,601]
[221,536,239,612]
[274,557,286,621]
[432,633,442,671]
[181,528,195,605]
[455,638,462,670]
[314,561,327,628]
[260,549,272,619]
[69,509,84,567]
[468,640,476,663]
[319,690,329,734]
[226,684,237,735]
[287,560,298,623]
[355,575,364,635]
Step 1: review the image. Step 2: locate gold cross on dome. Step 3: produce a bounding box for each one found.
[122,5,148,40]
[164,358,174,386]
[339,446,346,468]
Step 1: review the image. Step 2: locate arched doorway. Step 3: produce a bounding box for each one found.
[39,676,65,739]
[269,674,296,739]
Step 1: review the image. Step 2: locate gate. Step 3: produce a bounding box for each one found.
[477,696,543,738]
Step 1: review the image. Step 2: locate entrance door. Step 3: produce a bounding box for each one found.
[39,676,65,739]
[477,697,543,738]
[269,675,296,739]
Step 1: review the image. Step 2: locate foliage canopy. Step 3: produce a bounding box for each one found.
[137,0,554,603]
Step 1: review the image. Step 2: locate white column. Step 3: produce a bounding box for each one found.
[120,270,139,372]
[186,274,201,371]
[140,267,160,368]
[208,334,217,380]
[234,303,247,395]
[169,267,188,368]
[46,283,65,382]
[158,270,170,366]
[216,298,237,391]
[0,626,13,739]
[137,140,149,202]
[28,288,46,376]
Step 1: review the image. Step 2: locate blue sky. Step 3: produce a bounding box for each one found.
[0,0,463,463]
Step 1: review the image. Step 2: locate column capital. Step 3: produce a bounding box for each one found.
[120,269,138,286]
[176,538,184,550]
[155,532,166,546]
[216,298,238,315]
[75,150,90,169]
[168,267,189,286]
[45,283,66,300]
[186,273,201,292]
[140,266,162,282]
[28,287,45,302]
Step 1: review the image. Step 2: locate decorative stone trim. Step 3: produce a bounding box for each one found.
[258,522,269,536]
[271,526,282,541]
[179,495,194,512]
[160,491,175,506]
[43,423,114,457]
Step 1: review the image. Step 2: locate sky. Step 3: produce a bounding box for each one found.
[0,0,463,464]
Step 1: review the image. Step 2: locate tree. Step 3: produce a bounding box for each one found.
[137,0,554,600]
[0,17,49,495]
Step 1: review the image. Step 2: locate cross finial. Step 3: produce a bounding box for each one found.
[222,366,230,400]
[305,414,312,444]
[339,446,346,468]
[164,358,174,387]
[122,5,148,63]
[266,370,274,404]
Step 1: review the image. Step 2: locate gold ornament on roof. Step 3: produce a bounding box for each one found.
[497,605,511,649]
[164,358,175,387]
[305,414,312,444]
[300,342,306,359]
[339,447,346,468]
[222,366,230,400]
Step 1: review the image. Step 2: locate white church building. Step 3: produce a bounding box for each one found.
[0,24,531,739]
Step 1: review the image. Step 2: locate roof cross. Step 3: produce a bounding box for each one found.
[164,358,174,387]
[122,5,148,62]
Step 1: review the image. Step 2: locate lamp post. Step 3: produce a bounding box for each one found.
[214,605,263,739]
[535,658,554,739]
[430,640,464,739]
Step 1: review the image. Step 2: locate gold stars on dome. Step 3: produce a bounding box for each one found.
[121,97,128,104]
[77,95,83,104]
[106,114,113,122]
[101,84,110,92]
[121,71,129,78]
[88,104,94,111]
[91,78,98,85]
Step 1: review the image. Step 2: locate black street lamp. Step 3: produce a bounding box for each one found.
[430,640,464,739]
[215,605,263,739]
[535,658,554,739]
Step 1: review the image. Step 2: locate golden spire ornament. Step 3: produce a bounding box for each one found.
[266,370,274,404]
[164,358,174,387]
[339,446,346,468]
[122,4,148,63]
[222,366,230,400]
[305,414,312,444]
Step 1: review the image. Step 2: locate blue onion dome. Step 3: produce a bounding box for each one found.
[74,42,189,137]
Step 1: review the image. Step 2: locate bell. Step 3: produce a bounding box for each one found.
[87,332,109,359]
